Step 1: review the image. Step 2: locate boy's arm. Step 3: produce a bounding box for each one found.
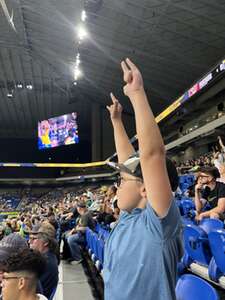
[218,136,225,152]
[121,58,172,217]
[107,93,135,163]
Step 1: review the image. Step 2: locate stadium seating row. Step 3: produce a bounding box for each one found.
[179,174,195,194]
[85,224,110,271]
[85,222,221,299]
[181,218,225,288]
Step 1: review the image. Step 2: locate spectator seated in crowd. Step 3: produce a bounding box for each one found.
[63,202,95,264]
[60,198,79,232]
[195,166,225,221]
[96,186,120,228]
[29,223,59,299]
[2,248,47,300]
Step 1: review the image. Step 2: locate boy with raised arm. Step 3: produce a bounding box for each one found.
[104,59,182,300]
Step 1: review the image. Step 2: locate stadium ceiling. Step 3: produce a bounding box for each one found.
[0,0,225,139]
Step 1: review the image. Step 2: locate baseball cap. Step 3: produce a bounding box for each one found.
[30,223,56,239]
[108,153,179,192]
[0,233,28,263]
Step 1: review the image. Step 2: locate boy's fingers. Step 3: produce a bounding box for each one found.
[110,92,118,104]
[121,60,130,75]
[125,58,137,71]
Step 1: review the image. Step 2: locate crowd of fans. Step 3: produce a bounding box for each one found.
[177,136,225,171]
[0,61,224,300]
[0,182,121,299]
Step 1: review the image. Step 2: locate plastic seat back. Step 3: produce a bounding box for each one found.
[208,229,225,274]
[200,219,224,235]
[97,238,104,265]
[179,199,195,218]
[184,224,212,266]
[176,274,219,300]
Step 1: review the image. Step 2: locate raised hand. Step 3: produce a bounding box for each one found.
[121,58,144,98]
[106,93,123,121]
[195,177,203,191]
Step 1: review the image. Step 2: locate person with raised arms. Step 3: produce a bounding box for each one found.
[104,58,183,300]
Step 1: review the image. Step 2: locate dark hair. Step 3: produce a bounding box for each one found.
[77,202,86,208]
[166,158,179,192]
[135,157,179,192]
[200,166,220,179]
[5,249,46,279]
[110,185,117,194]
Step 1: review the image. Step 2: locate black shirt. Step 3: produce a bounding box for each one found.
[202,182,225,209]
[71,207,79,219]
[40,251,59,299]
[77,211,95,232]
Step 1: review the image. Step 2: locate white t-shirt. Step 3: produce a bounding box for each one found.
[37,294,48,300]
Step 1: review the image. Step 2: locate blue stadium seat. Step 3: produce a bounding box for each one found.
[208,229,225,281]
[178,175,195,195]
[96,238,104,266]
[49,286,57,300]
[199,219,224,235]
[92,233,99,261]
[181,217,195,226]
[179,199,195,217]
[85,228,92,253]
[95,223,101,233]
[183,224,212,267]
[98,227,110,241]
[176,274,219,300]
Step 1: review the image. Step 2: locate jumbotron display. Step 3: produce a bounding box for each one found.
[38,112,79,150]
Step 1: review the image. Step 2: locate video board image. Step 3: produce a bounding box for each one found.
[38,112,79,150]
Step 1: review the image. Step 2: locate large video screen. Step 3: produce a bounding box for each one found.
[38,112,79,150]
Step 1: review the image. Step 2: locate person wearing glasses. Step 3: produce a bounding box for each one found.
[195,167,225,221]
[105,59,182,300]
[29,224,59,299]
[1,248,47,300]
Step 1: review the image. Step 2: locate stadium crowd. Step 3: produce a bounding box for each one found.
[0,182,121,299]
[0,60,225,300]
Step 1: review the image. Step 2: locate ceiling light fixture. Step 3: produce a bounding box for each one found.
[81,10,87,22]
[26,84,33,90]
[74,68,82,80]
[77,26,87,40]
[75,58,81,67]
[16,83,23,89]
[7,90,14,98]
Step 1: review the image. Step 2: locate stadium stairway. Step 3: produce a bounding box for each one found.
[54,261,94,300]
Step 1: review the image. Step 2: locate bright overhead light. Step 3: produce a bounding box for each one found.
[74,68,82,80]
[16,83,23,89]
[75,58,81,67]
[26,84,33,90]
[76,53,80,59]
[77,26,87,40]
[73,81,77,86]
[81,10,87,22]
[7,92,13,98]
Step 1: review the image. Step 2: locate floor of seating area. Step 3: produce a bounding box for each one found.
[54,261,94,300]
